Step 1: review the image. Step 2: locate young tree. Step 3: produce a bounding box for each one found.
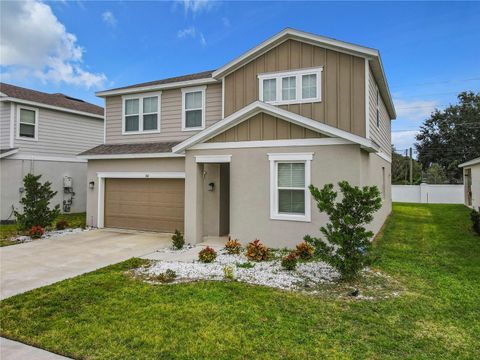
[304,181,382,281]
[424,163,448,184]
[14,174,60,230]
[415,91,480,183]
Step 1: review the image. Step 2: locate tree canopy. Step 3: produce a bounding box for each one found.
[415,92,480,183]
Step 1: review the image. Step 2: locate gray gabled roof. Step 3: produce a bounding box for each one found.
[0,83,103,116]
[79,141,180,157]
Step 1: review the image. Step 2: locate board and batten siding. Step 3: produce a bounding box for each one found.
[207,112,324,142]
[0,102,11,148]
[105,83,222,144]
[368,66,391,156]
[223,39,366,137]
[12,103,104,157]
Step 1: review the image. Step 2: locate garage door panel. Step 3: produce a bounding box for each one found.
[104,178,184,232]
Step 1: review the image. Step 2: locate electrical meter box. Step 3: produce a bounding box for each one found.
[63,176,73,188]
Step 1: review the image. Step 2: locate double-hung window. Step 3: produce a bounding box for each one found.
[122,92,161,134]
[259,67,322,105]
[17,106,38,140]
[182,86,206,131]
[269,153,312,222]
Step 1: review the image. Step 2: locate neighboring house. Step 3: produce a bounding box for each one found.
[0,83,104,221]
[80,28,396,248]
[459,157,480,210]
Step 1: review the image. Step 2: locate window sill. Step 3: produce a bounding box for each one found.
[122,130,161,135]
[263,98,321,106]
[270,213,311,222]
[182,127,205,132]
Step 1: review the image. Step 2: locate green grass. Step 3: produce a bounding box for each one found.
[0,213,86,247]
[1,204,479,359]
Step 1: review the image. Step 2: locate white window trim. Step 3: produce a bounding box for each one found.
[268,153,313,222]
[16,105,39,141]
[121,91,161,135]
[182,85,206,131]
[258,67,323,106]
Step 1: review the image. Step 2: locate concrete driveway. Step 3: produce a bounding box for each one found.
[0,228,171,299]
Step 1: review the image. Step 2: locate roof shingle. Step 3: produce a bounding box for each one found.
[0,83,103,116]
[79,142,179,156]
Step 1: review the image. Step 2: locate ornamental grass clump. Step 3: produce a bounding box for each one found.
[295,241,315,260]
[198,246,217,263]
[171,229,185,249]
[304,181,382,281]
[246,239,269,261]
[281,252,298,271]
[224,237,242,254]
[154,269,177,283]
[29,225,45,239]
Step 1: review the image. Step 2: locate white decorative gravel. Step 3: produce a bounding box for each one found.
[139,250,340,291]
[12,227,91,243]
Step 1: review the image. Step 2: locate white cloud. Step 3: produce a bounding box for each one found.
[177,0,216,15]
[394,98,439,122]
[177,26,196,39]
[392,130,419,151]
[102,10,117,28]
[0,0,106,88]
[199,33,206,46]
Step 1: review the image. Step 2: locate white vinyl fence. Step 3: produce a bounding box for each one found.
[392,184,464,204]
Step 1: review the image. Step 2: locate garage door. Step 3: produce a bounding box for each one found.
[104,178,184,232]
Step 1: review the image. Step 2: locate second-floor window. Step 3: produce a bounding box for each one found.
[122,92,161,134]
[17,106,38,141]
[259,67,322,105]
[182,86,206,131]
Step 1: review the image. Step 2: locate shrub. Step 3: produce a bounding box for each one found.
[295,241,315,260]
[236,262,255,269]
[171,229,185,249]
[14,174,60,231]
[29,225,45,239]
[223,266,235,280]
[198,246,217,263]
[281,252,298,271]
[55,220,69,230]
[224,238,242,254]
[304,181,382,281]
[471,209,480,235]
[154,269,177,283]
[246,239,269,261]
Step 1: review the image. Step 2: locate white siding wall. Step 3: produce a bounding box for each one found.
[12,103,104,157]
[105,83,222,144]
[368,66,391,156]
[0,102,12,148]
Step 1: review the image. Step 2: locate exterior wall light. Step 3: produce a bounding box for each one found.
[208,182,215,191]
[89,181,95,189]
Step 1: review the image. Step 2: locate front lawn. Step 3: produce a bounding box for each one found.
[1,204,479,359]
[0,212,86,247]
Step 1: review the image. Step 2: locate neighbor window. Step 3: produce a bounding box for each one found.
[259,67,322,105]
[123,92,160,134]
[182,86,206,131]
[18,107,38,140]
[269,153,312,222]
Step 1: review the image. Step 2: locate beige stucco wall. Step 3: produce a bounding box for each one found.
[185,144,391,248]
[85,158,185,227]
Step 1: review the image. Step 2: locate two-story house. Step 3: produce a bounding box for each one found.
[80,29,396,248]
[0,83,104,221]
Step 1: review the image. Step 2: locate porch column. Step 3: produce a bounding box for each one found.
[184,153,204,244]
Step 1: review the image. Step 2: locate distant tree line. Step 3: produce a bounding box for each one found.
[392,91,479,184]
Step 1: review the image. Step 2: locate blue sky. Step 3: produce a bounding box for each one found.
[1,1,479,152]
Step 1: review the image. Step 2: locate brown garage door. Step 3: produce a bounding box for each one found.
[104,178,184,232]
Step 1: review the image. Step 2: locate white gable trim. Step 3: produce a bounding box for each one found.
[459,157,480,168]
[190,138,352,150]
[172,101,379,153]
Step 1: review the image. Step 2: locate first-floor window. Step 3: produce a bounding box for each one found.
[182,86,205,130]
[269,153,312,222]
[18,107,38,140]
